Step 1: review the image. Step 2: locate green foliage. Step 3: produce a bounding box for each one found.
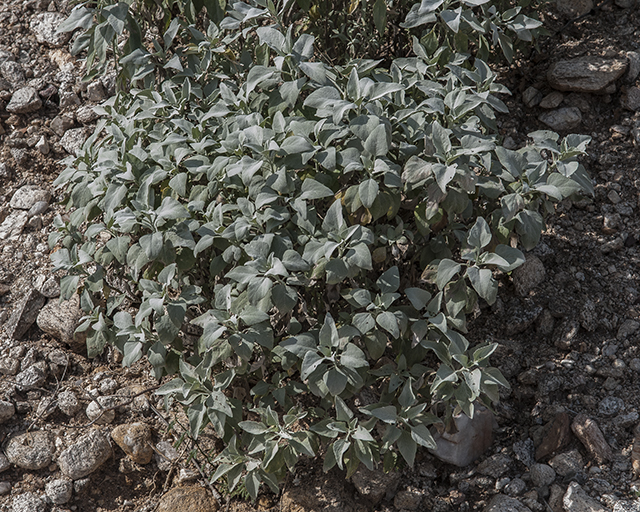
[54,0,591,500]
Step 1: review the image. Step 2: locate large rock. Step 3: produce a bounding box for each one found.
[563,482,607,512]
[30,12,72,47]
[512,256,546,296]
[538,107,582,132]
[547,57,628,93]
[352,466,401,505]
[6,87,43,114]
[111,423,154,464]
[37,294,86,353]
[9,185,51,210]
[5,288,46,340]
[429,407,494,467]
[156,486,219,512]
[5,431,55,470]
[0,210,28,240]
[571,414,613,463]
[58,430,112,480]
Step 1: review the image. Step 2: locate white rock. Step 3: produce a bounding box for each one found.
[86,396,117,424]
[58,430,112,480]
[0,454,10,472]
[37,294,86,352]
[45,478,73,505]
[9,185,51,210]
[57,390,81,416]
[6,87,42,114]
[11,492,46,512]
[30,12,71,47]
[5,431,55,470]
[59,127,88,155]
[85,80,106,102]
[0,210,28,240]
[563,482,607,512]
[36,135,50,155]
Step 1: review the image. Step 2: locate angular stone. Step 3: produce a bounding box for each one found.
[5,431,55,470]
[0,400,15,423]
[549,484,565,512]
[58,430,112,480]
[37,294,86,353]
[0,210,28,240]
[394,488,423,511]
[9,185,51,210]
[622,87,640,111]
[76,105,99,124]
[86,396,117,424]
[30,12,71,47]
[536,412,572,460]
[617,319,640,339]
[5,288,46,340]
[477,453,513,478]
[539,107,582,132]
[571,414,613,463]
[483,494,532,512]
[111,423,154,464]
[156,486,219,512]
[0,357,20,376]
[0,60,25,87]
[548,57,628,93]
[429,407,494,467]
[539,91,564,109]
[599,396,624,416]
[512,256,546,296]
[352,466,401,505]
[0,454,9,472]
[50,114,74,136]
[523,86,542,108]
[6,87,43,114]
[60,127,88,155]
[85,81,106,102]
[563,482,606,512]
[627,51,640,83]
[155,441,180,471]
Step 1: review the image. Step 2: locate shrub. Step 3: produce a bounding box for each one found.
[54,0,591,499]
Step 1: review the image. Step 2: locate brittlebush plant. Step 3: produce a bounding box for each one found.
[54,0,591,499]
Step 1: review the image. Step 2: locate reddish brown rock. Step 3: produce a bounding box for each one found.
[536,412,572,461]
[111,423,153,464]
[571,414,613,463]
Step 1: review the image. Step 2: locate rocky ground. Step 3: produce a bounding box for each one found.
[1,0,640,511]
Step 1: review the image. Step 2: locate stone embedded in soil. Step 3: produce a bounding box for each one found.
[36,396,57,419]
[536,412,572,461]
[50,114,74,136]
[571,414,613,463]
[5,430,55,470]
[5,288,46,340]
[11,492,47,512]
[0,357,19,375]
[15,362,46,391]
[155,441,180,471]
[530,463,556,487]
[30,12,71,47]
[111,423,154,464]
[556,0,593,17]
[86,396,117,424]
[621,87,640,111]
[60,127,89,155]
[513,438,535,467]
[0,60,25,87]
[539,91,564,109]
[599,396,624,417]
[429,407,494,467]
[9,185,51,210]
[57,390,81,416]
[553,320,580,350]
[512,256,546,296]
[393,487,423,511]
[0,210,28,240]
[37,294,87,353]
[85,80,106,102]
[483,494,532,512]
[45,478,73,505]
[617,319,640,339]
[352,465,401,505]
[563,482,607,512]
[627,51,640,83]
[6,87,43,114]
[547,57,628,93]
[538,107,582,131]
[0,481,9,494]
[477,453,513,478]
[0,454,9,472]
[28,200,49,218]
[505,478,527,496]
[0,399,15,423]
[523,86,542,108]
[39,276,60,298]
[58,429,112,480]
[505,300,542,335]
[156,485,219,512]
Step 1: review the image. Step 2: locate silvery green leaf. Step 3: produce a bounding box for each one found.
[300,178,333,200]
[345,243,372,270]
[320,313,340,348]
[363,124,389,157]
[377,266,400,294]
[515,209,543,250]
[492,245,525,271]
[440,7,462,33]
[325,368,348,396]
[467,217,492,249]
[256,26,286,54]
[405,288,432,310]
[340,343,368,368]
[436,259,461,290]
[292,33,314,62]
[301,351,325,380]
[358,179,379,209]
[353,313,375,334]
[411,424,436,449]
[466,266,497,304]
[376,311,399,338]
[322,200,345,233]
